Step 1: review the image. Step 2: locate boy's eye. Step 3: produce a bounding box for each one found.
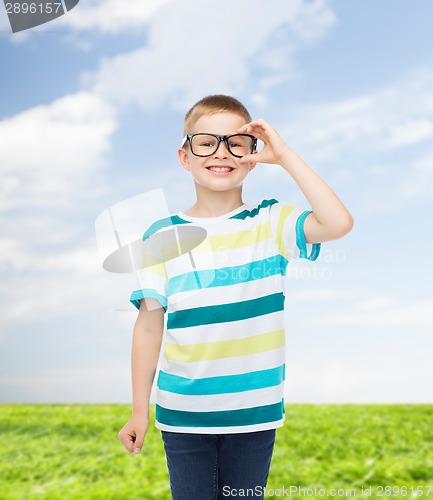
[196,136,217,148]
[229,142,241,148]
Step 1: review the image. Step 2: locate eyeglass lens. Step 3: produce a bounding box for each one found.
[190,134,254,157]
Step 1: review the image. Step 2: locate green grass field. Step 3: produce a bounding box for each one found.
[1,404,432,499]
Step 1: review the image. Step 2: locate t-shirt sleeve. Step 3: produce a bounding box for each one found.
[269,201,321,262]
[129,231,168,312]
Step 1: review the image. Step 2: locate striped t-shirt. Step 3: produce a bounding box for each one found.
[130,198,321,434]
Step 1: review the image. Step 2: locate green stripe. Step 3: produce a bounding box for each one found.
[156,401,284,428]
[167,292,285,330]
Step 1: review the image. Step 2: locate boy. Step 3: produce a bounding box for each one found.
[118,95,354,499]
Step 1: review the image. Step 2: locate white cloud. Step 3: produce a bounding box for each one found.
[285,359,433,403]
[85,0,336,111]
[303,298,433,327]
[57,0,174,34]
[0,90,119,317]
[356,296,398,311]
[280,66,433,162]
[0,363,131,403]
[399,149,433,200]
[0,0,175,40]
[0,237,100,273]
[0,353,167,403]
[276,65,433,212]
[0,91,117,211]
[286,287,366,301]
[0,268,137,325]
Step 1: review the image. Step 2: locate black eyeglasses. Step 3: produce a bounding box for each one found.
[181,133,257,158]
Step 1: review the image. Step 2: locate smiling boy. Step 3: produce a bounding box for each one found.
[118,95,354,499]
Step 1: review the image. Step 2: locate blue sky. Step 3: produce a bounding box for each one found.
[1,0,432,404]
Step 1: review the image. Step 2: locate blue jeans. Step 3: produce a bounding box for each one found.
[161,429,276,499]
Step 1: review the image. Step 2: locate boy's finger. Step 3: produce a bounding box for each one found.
[119,430,133,451]
[238,126,267,143]
[133,432,145,453]
[125,433,135,452]
[240,154,258,164]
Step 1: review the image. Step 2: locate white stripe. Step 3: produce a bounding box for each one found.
[156,383,284,412]
[155,417,285,435]
[166,227,271,278]
[166,236,279,298]
[135,268,166,295]
[159,346,286,379]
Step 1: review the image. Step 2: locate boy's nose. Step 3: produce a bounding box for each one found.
[213,141,229,158]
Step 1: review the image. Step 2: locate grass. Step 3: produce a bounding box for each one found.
[0,404,432,499]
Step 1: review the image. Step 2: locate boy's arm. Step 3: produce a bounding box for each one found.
[238,119,354,244]
[131,297,165,418]
[118,297,164,454]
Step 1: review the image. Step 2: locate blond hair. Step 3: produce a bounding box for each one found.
[183,94,251,135]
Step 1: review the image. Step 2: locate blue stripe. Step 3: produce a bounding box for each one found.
[167,292,285,330]
[142,214,190,241]
[166,255,283,297]
[130,289,167,311]
[296,210,321,261]
[157,364,285,395]
[230,198,279,220]
[156,401,284,428]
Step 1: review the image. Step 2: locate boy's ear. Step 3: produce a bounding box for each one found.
[178,148,190,170]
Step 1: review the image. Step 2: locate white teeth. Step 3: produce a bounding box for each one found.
[208,167,233,172]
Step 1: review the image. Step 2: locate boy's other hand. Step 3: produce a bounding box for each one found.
[237,118,292,167]
[118,413,149,454]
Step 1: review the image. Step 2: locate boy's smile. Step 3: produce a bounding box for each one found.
[205,166,235,175]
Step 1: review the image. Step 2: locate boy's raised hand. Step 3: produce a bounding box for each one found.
[118,414,148,454]
[237,118,292,167]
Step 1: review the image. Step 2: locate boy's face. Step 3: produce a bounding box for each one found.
[178,112,257,192]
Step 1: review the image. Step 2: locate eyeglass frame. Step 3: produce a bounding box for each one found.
[181,133,258,158]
